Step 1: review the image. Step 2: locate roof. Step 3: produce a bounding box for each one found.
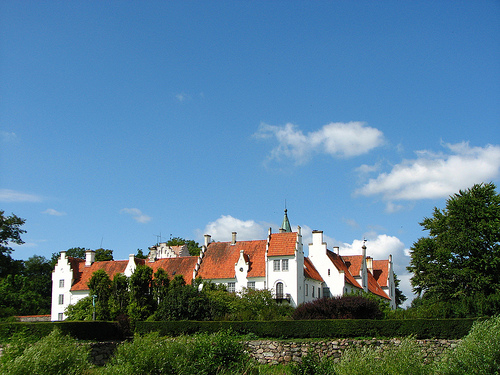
[197,239,267,279]
[148,257,198,284]
[372,259,389,287]
[367,270,391,300]
[280,209,292,232]
[342,255,363,277]
[304,257,323,282]
[70,259,128,291]
[267,232,297,256]
[326,251,362,289]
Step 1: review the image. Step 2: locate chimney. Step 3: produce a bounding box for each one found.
[231,231,237,245]
[85,250,95,267]
[361,240,368,292]
[312,230,323,245]
[148,247,157,262]
[204,234,211,247]
[367,257,373,274]
[333,246,340,255]
[129,254,135,264]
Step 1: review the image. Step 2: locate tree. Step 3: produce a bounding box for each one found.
[88,269,112,320]
[135,248,148,259]
[128,265,155,321]
[393,273,407,308]
[94,248,113,261]
[0,211,26,277]
[407,182,500,316]
[109,273,129,319]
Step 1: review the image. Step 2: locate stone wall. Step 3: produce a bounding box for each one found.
[245,338,461,365]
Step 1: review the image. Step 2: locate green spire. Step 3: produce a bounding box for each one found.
[281,209,291,232]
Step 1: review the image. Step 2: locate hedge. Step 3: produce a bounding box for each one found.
[0,321,124,342]
[135,319,476,339]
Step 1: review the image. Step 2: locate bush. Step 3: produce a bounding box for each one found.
[433,315,500,375]
[0,328,91,375]
[97,330,249,375]
[293,296,383,320]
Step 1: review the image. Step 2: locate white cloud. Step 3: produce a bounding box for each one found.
[339,234,408,261]
[356,142,500,204]
[120,208,152,223]
[0,189,42,202]
[42,208,66,216]
[175,93,191,102]
[1,131,17,143]
[255,122,384,165]
[202,215,268,242]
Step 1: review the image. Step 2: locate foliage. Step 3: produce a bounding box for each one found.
[407,183,500,317]
[333,336,429,375]
[0,328,91,375]
[128,265,155,322]
[293,295,383,320]
[88,269,112,320]
[290,348,334,375]
[97,330,249,375]
[95,248,114,261]
[433,315,500,375]
[393,272,407,308]
[227,288,294,321]
[109,273,129,318]
[135,248,148,259]
[65,296,93,321]
[0,211,26,278]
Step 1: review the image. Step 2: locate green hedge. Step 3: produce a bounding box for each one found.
[0,321,124,342]
[135,319,475,339]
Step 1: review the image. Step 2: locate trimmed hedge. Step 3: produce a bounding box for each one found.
[135,319,475,339]
[0,321,124,342]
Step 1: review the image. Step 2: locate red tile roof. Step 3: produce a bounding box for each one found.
[326,251,363,289]
[197,239,267,279]
[341,255,363,277]
[267,232,298,256]
[148,257,198,284]
[304,257,323,282]
[372,260,389,287]
[367,271,390,299]
[71,259,128,291]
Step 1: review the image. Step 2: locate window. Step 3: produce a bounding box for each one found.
[273,259,280,271]
[282,259,289,271]
[276,282,284,299]
[247,281,255,290]
[305,283,308,296]
[312,286,315,298]
[59,279,64,288]
[58,313,63,321]
[58,294,64,305]
[227,282,235,293]
[328,269,330,276]
[318,288,320,298]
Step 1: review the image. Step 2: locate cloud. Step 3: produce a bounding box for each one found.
[0,189,42,202]
[1,131,17,143]
[254,122,385,165]
[42,208,66,216]
[202,215,268,242]
[356,142,500,205]
[120,208,152,223]
[175,93,191,102]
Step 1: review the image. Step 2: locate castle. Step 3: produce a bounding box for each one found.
[52,211,395,320]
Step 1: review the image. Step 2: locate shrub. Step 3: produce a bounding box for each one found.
[433,315,500,375]
[98,330,249,375]
[0,328,91,375]
[333,336,429,375]
[293,296,383,320]
[290,348,335,375]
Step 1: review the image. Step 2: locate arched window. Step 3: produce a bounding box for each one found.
[276,282,284,299]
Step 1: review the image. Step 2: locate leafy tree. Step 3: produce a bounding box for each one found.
[88,269,112,320]
[407,182,500,316]
[0,211,26,277]
[152,268,170,305]
[135,248,148,259]
[95,248,113,261]
[109,273,129,319]
[128,265,155,321]
[393,273,407,308]
[65,296,93,320]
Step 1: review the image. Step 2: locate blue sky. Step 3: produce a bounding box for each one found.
[1,1,499,305]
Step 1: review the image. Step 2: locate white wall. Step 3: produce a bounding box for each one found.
[51,252,74,321]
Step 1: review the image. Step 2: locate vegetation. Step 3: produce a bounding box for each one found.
[293,295,383,320]
[407,182,500,318]
[166,236,202,256]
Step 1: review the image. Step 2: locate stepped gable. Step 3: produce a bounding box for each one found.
[326,251,363,289]
[304,257,323,282]
[197,239,267,279]
[70,259,128,291]
[267,232,297,256]
[149,257,199,284]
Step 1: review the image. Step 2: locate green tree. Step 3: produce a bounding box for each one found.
[135,248,148,259]
[109,273,129,319]
[407,182,500,316]
[393,273,407,308]
[88,269,112,320]
[95,248,113,261]
[0,211,26,277]
[128,265,155,321]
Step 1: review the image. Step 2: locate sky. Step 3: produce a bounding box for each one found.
[1,1,499,306]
